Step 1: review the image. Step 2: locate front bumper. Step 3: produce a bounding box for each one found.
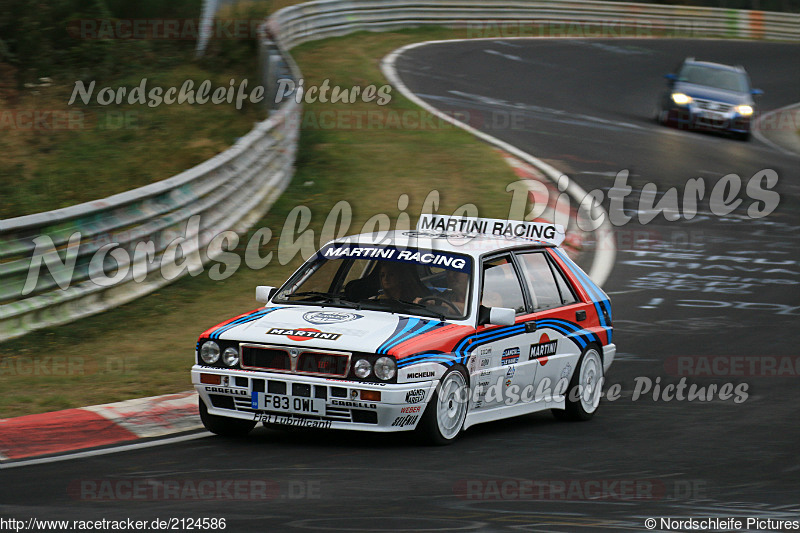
[192,365,437,432]
[603,344,616,374]
[666,105,751,133]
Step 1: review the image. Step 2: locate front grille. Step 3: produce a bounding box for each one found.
[240,343,351,378]
[695,99,733,113]
[241,345,291,371]
[210,395,236,410]
[296,352,349,377]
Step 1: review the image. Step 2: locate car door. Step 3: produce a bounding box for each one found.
[515,249,589,408]
[469,254,539,413]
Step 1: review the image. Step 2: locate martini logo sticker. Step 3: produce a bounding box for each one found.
[529,334,558,363]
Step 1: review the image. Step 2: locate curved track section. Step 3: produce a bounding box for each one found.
[2,39,799,532]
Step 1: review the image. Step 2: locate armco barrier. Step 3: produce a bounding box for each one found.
[264,0,799,49]
[0,28,301,341]
[2,0,797,341]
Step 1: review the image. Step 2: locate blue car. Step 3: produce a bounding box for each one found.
[657,58,762,141]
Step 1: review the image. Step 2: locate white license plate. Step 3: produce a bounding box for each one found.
[700,111,724,121]
[251,393,325,414]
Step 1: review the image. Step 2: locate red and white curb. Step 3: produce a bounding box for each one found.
[496,150,588,256]
[0,391,201,463]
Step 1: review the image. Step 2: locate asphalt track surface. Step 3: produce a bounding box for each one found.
[2,39,799,532]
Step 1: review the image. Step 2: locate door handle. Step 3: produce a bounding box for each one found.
[576,310,587,321]
[525,321,537,333]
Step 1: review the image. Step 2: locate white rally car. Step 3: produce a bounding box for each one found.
[192,215,615,444]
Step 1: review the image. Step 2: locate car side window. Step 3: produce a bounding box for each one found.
[481,256,525,314]
[517,252,577,310]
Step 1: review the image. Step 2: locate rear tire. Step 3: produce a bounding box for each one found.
[417,368,469,445]
[552,347,603,422]
[199,398,256,437]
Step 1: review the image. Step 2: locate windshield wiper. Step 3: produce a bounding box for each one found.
[363,298,444,321]
[285,291,336,300]
[283,291,360,309]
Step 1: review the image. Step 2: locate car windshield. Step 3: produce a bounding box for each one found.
[678,65,749,93]
[273,244,473,320]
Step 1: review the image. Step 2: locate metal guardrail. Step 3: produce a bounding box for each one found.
[0,28,301,341]
[2,0,797,341]
[267,0,800,48]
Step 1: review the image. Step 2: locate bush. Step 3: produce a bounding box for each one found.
[0,0,203,87]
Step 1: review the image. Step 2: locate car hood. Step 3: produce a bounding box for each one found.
[209,306,453,355]
[674,82,752,106]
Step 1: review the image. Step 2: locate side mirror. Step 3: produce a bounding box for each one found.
[256,285,277,303]
[489,307,516,326]
[664,73,677,84]
[751,88,764,97]
[478,306,515,326]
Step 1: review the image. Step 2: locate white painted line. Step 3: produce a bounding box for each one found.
[484,48,523,62]
[381,39,616,286]
[0,432,209,470]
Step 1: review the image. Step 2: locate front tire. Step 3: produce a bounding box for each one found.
[552,346,604,421]
[734,130,751,142]
[418,368,469,445]
[199,398,256,437]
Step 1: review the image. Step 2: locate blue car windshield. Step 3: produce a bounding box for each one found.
[678,65,749,93]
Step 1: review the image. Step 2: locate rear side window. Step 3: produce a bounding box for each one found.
[517,252,577,310]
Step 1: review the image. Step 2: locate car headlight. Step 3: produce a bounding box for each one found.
[222,347,239,367]
[200,341,220,364]
[374,357,396,381]
[671,93,692,105]
[354,358,372,378]
[735,105,754,116]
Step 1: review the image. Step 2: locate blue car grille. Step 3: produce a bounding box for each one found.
[695,99,733,113]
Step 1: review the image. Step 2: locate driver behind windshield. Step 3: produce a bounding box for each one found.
[440,269,468,314]
[376,262,424,302]
[375,262,469,318]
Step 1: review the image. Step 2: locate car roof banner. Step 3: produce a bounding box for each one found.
[417,214,565,246]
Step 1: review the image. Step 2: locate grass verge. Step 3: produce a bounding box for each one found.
[0,63,268,220]
[0,26,523,418]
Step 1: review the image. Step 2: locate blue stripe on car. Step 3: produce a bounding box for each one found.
[209,307,283,339]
